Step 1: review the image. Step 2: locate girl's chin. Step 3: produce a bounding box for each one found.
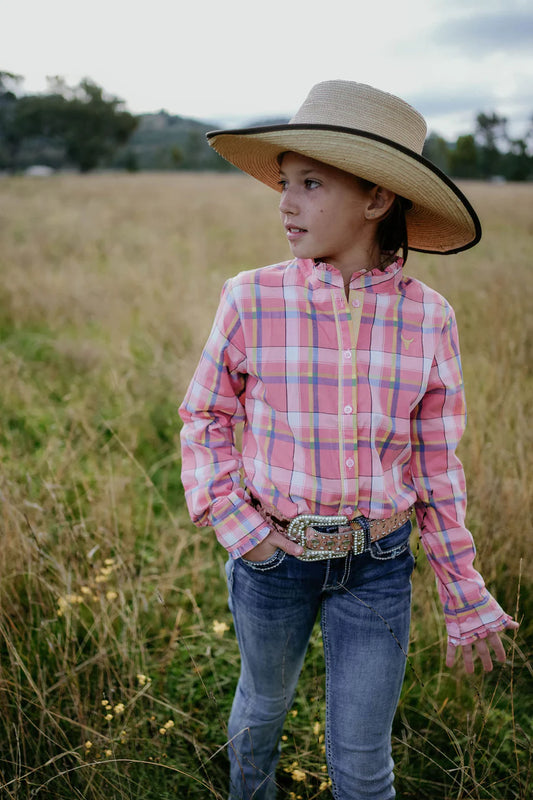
[288,244,320,260]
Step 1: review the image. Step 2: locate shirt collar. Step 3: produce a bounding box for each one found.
[297,257,404,290]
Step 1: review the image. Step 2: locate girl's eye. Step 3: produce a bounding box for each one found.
[277,177,320,190]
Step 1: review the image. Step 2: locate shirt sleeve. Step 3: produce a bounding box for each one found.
[410,306,513,646]
[179,279,271,557]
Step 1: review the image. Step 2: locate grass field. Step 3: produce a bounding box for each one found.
[0,172,531,799]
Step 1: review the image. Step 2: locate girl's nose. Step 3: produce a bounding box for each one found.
[279,188,296,215]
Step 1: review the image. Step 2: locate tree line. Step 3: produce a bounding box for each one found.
[1,71,532,180]
[0,72,138,173]
[423,113,533,182]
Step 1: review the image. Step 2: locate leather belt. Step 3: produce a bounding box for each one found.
[253,500,413,562]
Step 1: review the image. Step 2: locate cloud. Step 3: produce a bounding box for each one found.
[411,89,498,118]
[435,10,533,53]
[402,6,533,139]
[409,82,532,140]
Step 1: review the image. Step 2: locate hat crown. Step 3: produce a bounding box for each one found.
[290,80,427,156]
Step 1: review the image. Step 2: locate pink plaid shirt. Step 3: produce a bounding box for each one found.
[180,257,511,645]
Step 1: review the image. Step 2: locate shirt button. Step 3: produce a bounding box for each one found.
[343,404,353,414]
[343,350,352,359]
[345,458,355,468]
[351,298,361,308]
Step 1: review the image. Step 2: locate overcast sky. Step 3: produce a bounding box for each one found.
[3,0,532,140]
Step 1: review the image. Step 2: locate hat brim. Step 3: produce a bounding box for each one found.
[207,123,481,255]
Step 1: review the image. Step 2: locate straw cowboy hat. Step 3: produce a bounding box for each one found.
[207,80,481,254]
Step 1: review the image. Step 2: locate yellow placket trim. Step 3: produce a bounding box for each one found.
[332,288,364,512]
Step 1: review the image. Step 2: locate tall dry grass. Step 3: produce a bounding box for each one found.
[0,173,531,799]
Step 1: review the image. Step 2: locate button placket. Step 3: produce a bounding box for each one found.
[335,289,360,507]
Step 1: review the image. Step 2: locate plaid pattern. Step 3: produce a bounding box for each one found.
[180,258,511,645]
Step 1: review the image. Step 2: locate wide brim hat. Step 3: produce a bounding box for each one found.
[207,80,481,254]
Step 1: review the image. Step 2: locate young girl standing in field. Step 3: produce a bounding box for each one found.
[179,81,518,800]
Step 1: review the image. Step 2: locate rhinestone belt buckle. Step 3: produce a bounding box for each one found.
[287,513,357,561]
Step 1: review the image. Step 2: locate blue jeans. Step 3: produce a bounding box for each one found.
[225,521,414,800]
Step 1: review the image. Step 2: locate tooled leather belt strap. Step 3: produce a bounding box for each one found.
[252,499,414,561]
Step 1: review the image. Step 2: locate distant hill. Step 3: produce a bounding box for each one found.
[112,111,226,171]
[113,111,290,171]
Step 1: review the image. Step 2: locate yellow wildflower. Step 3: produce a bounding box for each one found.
[84,740,93,750]
[159,727,167,735]
[104,749,112,758]
[163,719,174,729]
[136,673,149,686]
[104,558,115,566]
[105,713,114,721]
[57,597,69,617]
[80,585,92,595]
[212,620,230,637]
[291,768,306,782]
[319,779,331,791]
[101,699,110,707]
[313,721,321,736]
[106,590,118,601]
[114,703,125,714]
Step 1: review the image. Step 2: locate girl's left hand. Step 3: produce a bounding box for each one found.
[446,621,520,673]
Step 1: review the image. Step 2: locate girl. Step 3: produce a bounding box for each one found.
[179,80,518,800]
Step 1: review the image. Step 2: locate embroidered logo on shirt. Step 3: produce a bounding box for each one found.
[401,335,414,350]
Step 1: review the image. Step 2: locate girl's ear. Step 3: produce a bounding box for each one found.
[365,186,396,220]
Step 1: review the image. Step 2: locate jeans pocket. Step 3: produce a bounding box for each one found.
[369,520,412,561]
[240,548,287,572]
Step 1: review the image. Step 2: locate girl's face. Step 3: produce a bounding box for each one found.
[278,152,379,271]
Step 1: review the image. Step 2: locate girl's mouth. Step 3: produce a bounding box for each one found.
[286,226,307,241]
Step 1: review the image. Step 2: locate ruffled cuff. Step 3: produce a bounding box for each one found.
[441,581,515,646]
[210,492,271,557]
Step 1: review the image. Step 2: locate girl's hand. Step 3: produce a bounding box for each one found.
[446,621,519,673]
[242,530,304,562]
